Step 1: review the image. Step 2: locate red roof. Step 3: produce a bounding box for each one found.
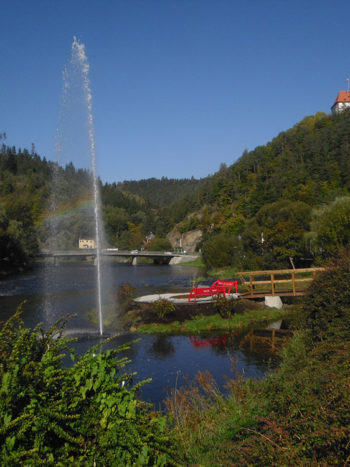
[332,90,350,106]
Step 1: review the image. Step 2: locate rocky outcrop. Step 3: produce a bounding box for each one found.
[167,229,202,253]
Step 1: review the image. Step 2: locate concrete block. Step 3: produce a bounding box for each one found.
[264,296,283,309]
[266,319,283,330]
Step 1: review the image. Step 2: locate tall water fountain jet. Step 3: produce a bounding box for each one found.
[45,37,105,335]
[73,37,104,336]
[71,37,104,335]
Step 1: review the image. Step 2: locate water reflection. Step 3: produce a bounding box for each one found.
[0,264,282,407]
[66,330,280,407]
[148,336,175,359]
[189,336,227,348]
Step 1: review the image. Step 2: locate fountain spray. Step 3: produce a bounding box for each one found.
[71,37,104,335]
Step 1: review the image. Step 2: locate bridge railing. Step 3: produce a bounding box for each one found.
[237,267,325,297]
[39,249,181,257]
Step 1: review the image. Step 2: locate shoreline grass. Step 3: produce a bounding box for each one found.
[135,307,293,335]
[177,257,205,268]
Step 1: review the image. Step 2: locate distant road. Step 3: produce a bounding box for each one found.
[38,249,198,265]
[39,249,182,258]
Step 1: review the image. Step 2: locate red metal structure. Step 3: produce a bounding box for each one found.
[211,280,238,294]
[188,286,226,303]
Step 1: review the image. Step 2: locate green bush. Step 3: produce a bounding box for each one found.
[213,296,237,319]
[310,196,350,257]
[152,299,175,320]
[0,308,178,465]
[301,248,350,342]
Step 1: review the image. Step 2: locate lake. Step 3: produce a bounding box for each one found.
[0,261,278,407]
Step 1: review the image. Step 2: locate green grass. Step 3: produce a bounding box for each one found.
[179,257,206,267]
[206,266,239,279]
[136,307,292,335]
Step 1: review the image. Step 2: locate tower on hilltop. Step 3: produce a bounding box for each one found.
[331,88,350,114]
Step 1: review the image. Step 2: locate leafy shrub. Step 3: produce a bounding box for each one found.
[255,334,350,465]
[301,248,350,341]
[213,296,237,319]
[0,308,178,465]
[152,299,175,319]
[310,196,350,257]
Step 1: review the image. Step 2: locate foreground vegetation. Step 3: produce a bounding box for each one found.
[166,251,350,465]
[1,251,350,464]
[0,308,178,465]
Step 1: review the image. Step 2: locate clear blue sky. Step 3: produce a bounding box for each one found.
[1,0,350,183]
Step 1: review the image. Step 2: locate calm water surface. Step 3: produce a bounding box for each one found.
[0,262,278,406]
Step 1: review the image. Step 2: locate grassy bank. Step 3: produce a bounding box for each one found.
[178,256,205,268]
[136,307,291,335]
[166,329,350,465]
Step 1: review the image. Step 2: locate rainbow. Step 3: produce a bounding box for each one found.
[37,195,95,227]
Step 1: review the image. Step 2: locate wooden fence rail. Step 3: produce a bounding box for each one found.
[237,267,325,297]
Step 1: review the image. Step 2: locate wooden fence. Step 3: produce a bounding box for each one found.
[237,267,325,297]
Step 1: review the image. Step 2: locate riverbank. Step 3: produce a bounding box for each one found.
[136,307,291,335]
[167,327,350,465]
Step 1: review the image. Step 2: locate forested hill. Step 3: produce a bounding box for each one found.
[116,177,207,207]
[183,110,350,215]
[177,110,350,270]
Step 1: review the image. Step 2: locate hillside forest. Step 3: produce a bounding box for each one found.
[1,109,350,274]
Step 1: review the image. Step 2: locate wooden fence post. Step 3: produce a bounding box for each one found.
[249,275,254,297]
[292,271,296,296]
[270,273,275,296]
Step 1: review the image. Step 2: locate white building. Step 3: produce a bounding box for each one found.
[79,238,95,249]
[331,90,350,114]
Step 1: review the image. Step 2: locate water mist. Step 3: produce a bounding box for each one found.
[71,37,104,336]
[46,37,105,335]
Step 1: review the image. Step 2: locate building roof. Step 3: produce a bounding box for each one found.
[332,90,350,107]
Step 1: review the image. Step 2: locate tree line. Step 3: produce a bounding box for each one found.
[1,109,350,273]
